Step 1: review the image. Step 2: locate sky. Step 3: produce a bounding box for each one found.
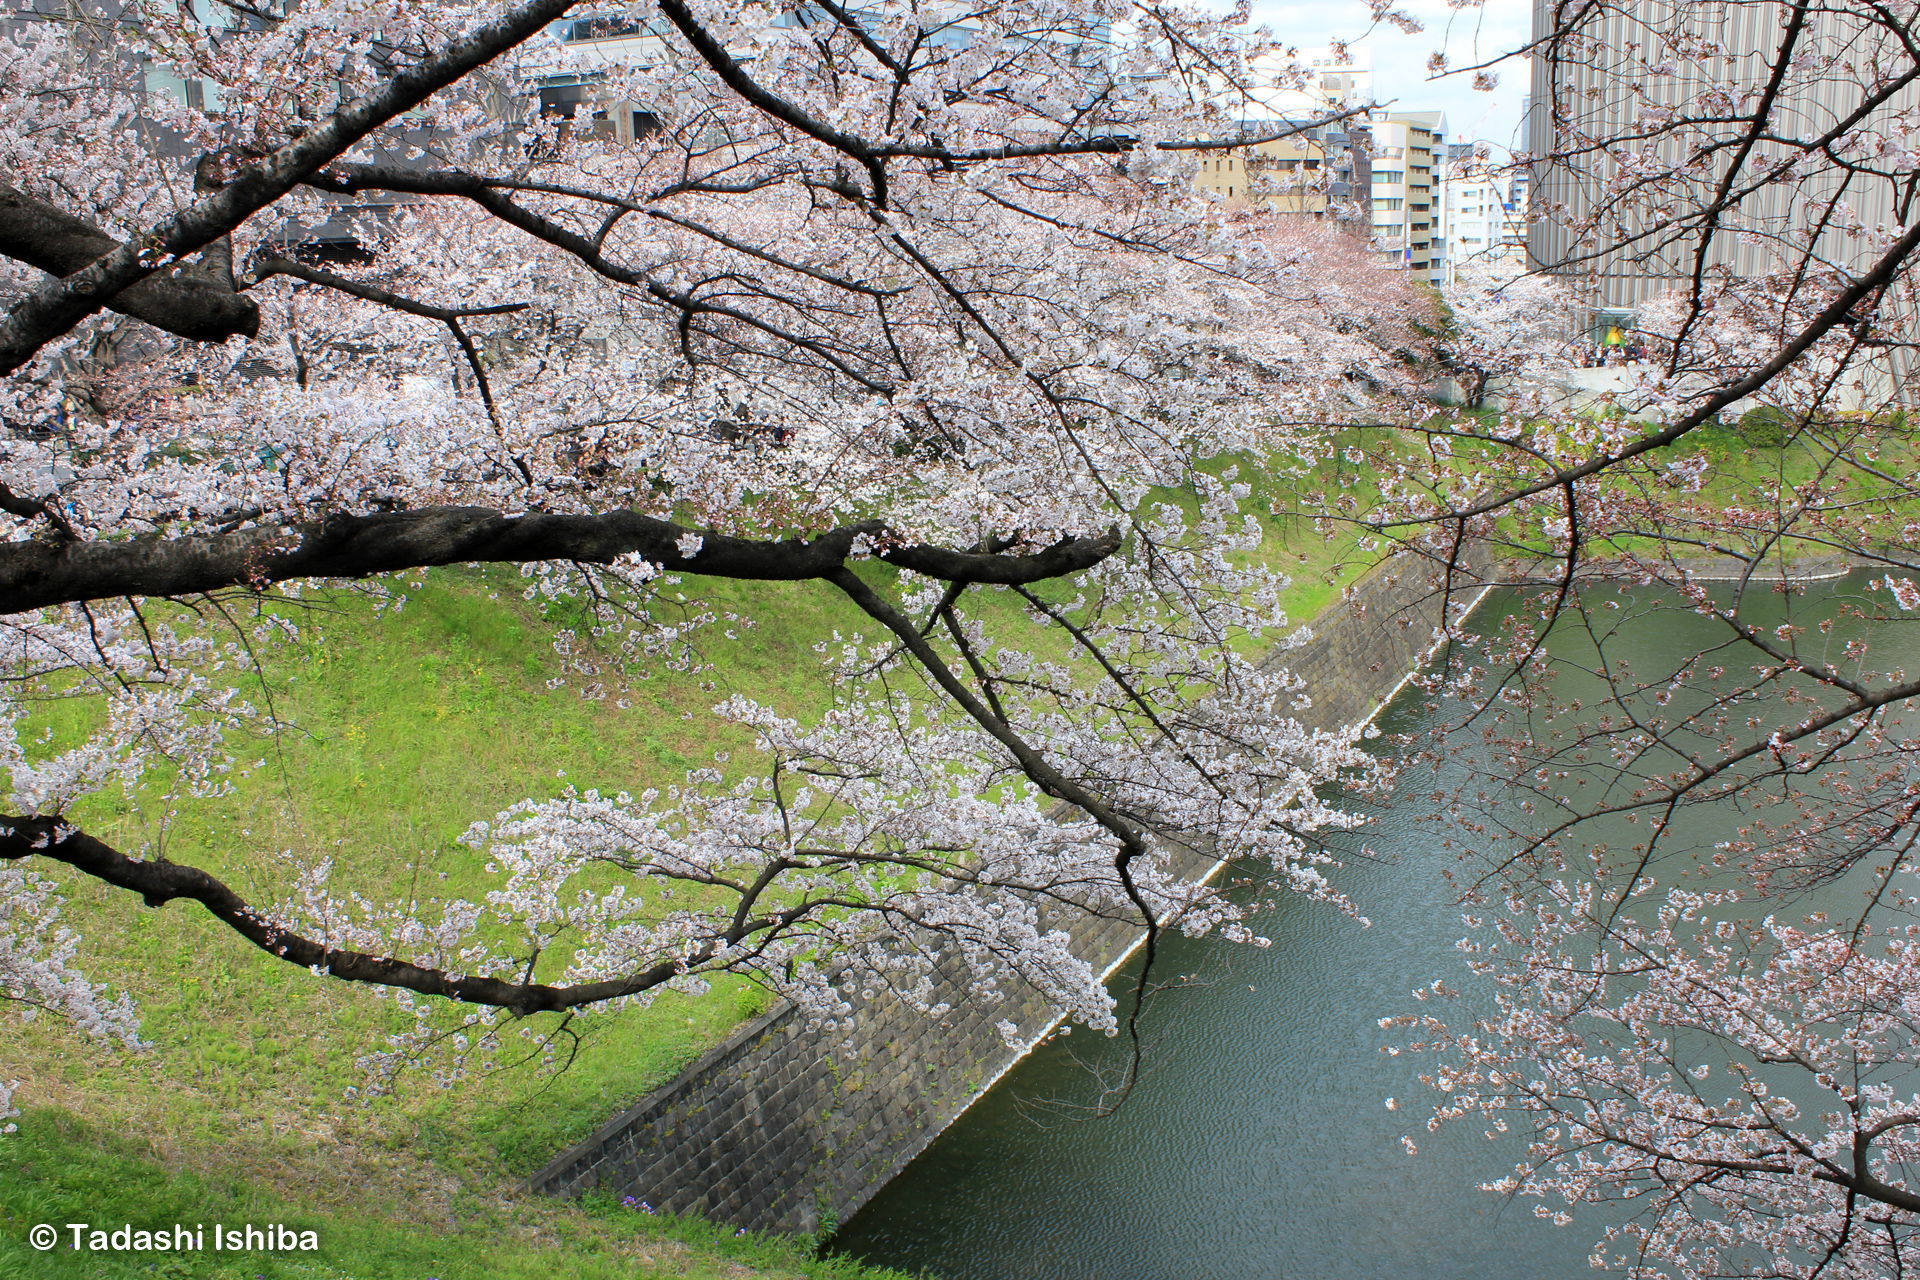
[1244,0,1533,153]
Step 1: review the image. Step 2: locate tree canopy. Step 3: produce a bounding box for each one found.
[19,0,1920,1273]
[0,0,1433,1091]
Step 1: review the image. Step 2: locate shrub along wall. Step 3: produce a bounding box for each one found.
[531,546,1498,1234]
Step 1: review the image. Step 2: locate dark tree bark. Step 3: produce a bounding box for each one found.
[0,814,688,1015]
[0,505,1122,614]
[0,0,603,375]
[0,183,260,344]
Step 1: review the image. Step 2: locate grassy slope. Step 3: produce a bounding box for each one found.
[0,1108,907,1280]
[1438,408,1920,563]
[0,465,1369,1279]
[4,570,906,1280]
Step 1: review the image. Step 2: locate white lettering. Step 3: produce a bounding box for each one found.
[52,1219,311,1253]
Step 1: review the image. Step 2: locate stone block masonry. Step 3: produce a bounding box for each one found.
[1279,545,1495,732]
[531,544,1499,1233]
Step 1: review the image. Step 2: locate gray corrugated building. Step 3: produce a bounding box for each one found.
[1526,0,1920,349]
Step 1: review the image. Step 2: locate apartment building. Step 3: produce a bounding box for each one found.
[533,13,670,144]
[1367,111,1445,285]
[1442,166,1526,274]
[1190,122,1371,233]
[1183,46,1372,232]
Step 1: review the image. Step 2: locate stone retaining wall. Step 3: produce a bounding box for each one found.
[530,545,1497,1234]
[1501,553,1851,585]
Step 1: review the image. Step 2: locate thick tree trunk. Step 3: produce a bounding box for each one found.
[0,184,260,344]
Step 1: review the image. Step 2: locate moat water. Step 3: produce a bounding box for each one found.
[834,571,1909,1280]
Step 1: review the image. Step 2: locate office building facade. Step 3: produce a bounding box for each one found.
[1526,0,1920,331]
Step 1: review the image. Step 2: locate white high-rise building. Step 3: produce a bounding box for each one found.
[1442,166,1527,275]
[1249,44,1371,118]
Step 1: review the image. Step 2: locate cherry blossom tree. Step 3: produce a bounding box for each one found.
[1437,266,1579,410]
[0,0,1442,1096]
[1365,2,1920,1274]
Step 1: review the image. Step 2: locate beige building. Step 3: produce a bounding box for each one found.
[1191,47,1373,232]
[1366,112,1445,284]
[1190,124,1372,234]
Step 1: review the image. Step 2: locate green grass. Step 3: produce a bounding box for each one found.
[1328,408,1920,566]
[11,568,880,1174]
[0,464,1375,1277]
[0,1109,912,1280]
[1558,412,1920,564]
[4,567,915,1277]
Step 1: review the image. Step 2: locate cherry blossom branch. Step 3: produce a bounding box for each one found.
[658,0,1359,169]
[0,813,757,1016]
[1378,216,1920,531]
[0,0,597,374]
[1666,0,1812,360]
[826,564,1169,1109]
[248,257,530,323]
[247,256,531,431]
[0,511,1122,614]
[300,166,899,393]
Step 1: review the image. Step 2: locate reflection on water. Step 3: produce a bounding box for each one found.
[834,574,1913,1280]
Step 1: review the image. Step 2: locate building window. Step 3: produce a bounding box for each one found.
[540,82,607,121]
[564,13,653,40]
